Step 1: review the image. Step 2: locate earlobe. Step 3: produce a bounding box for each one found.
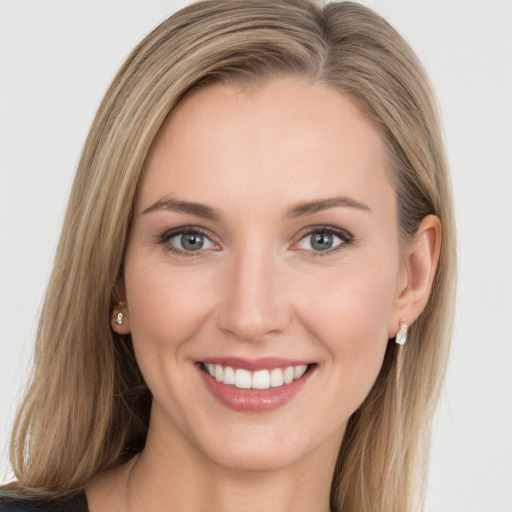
[389,214,441,336]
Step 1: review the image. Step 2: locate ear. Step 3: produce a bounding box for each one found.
[388,214,441,337]
[111,278,131,335]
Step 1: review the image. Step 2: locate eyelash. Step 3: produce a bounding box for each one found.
[158,226,217,258]
[294,225,355,257]
[157,225,355,257]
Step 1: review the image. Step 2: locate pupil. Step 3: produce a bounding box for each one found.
[311,233,333,251]
[181,233,204,251]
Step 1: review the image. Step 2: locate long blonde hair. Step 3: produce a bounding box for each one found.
[9,1,456,510]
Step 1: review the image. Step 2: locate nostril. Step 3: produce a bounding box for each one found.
[215,304,292,343]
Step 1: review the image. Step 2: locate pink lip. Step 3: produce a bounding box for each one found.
[197,362,314,413]
[199,356,311,371]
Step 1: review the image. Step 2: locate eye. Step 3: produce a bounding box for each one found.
[294,227,353,253]
[160,228,217,255]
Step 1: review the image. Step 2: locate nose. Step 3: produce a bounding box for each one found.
[216,247,292,343]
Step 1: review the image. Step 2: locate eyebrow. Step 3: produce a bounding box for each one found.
[285,196,371,219]
[142,194,371,220]
[142,195,220,221]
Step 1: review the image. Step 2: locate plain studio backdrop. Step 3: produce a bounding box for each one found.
[0,1,511,511]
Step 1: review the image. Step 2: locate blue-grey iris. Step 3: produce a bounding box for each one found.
[181,233,204,251]
[310,233,333,251]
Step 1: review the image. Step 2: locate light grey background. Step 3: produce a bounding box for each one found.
[1,1,511,511]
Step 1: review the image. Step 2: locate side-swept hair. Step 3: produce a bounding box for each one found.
[9,2,456,511]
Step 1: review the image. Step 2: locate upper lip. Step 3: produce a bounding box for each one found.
[198,357,312,371]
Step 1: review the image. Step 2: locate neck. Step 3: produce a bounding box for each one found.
[124,414,340,512]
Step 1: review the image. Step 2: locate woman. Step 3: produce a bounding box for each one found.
[0,0,456,511]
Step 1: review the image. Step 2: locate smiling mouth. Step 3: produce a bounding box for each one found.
[200,362,312,390]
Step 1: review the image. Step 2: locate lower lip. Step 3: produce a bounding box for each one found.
[198,366,313,413]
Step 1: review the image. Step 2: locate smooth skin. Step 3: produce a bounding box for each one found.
[87,77,440,512]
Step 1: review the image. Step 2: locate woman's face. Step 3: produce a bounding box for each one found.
[121,77,407,471]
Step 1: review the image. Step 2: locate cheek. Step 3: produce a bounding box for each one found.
[317,272,393,344]
[296,253,399,400]
[123,254,215,361]
[300,253,397,335]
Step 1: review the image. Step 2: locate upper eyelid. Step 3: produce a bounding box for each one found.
[295,225,354,241]
[160,225,215,240]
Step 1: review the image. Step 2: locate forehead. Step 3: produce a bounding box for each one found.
[137,77,393,216]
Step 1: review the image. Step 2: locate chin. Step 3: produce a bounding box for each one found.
[202,435,308,472]
[187,419,343,474]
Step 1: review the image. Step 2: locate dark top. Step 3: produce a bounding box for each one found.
[0,492,89,512]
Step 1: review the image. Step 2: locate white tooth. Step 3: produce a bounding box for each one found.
[252,370,270,389]
[235,369,252,389]
[223,366,235,385]
[207,363,215,377]
[283,366,294,384]
[294,365,307,379]
[270,368,284,388]
[215,364,223,382]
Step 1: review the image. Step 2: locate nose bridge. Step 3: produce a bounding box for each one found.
[217,240,290,342]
